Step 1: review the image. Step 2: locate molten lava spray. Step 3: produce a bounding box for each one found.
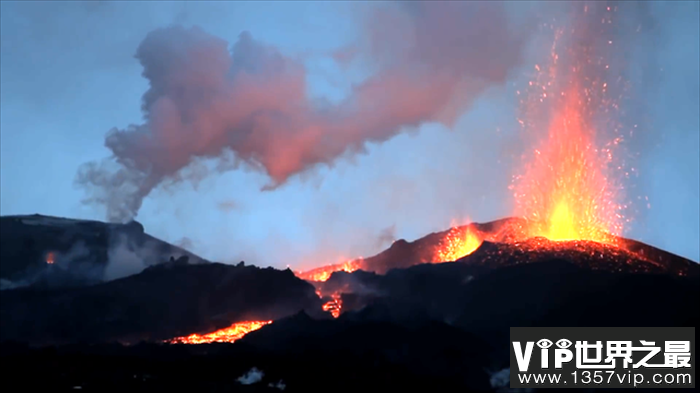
[435,222,482,262]
[512,3,628,244]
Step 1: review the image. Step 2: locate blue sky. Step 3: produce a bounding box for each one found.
[1,1,698,268]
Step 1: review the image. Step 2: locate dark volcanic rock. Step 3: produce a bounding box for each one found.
[1,319,493,392]
[2,257,695,392]
[0,214,209,289]
[457,237,700,277]
[235,311,493,390]
[452,259,699,356]
[0,252,697,391]
[0,263,323,345]
[319,258,699,362]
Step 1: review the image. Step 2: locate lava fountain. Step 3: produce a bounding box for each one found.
[435,221,483,262]
[511,2,629,245]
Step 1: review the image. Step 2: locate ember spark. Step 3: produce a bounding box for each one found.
[166,320,271,344]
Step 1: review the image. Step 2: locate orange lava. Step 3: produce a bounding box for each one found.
[322,292,342,318]
[296,258,362,282]
[435,225,483,262]
[511,3,626,245]
[165,320,272,344]
[46,252,55,264]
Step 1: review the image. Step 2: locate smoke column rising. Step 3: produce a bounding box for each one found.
[75,2,532,223]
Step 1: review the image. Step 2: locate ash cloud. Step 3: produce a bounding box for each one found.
[75,1,532,223]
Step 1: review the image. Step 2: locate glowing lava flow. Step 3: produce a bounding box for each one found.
[512,3,627,245]
[46,252,55,265]
[165,320,272,344]
[322,292,342,318]
[295,258,364,318]
[435,225,482,262]
[296,258,362,282]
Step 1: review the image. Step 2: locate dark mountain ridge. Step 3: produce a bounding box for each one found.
[0,214,210,289]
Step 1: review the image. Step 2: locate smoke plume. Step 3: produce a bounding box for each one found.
[104,233,161,281]
[376,225,397,249]
[75,1,532,223]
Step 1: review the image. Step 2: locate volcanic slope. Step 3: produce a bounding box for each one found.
[310,217,698,346]
[303,217,698,285]
[0,214,209,289]
[0,262,323,345]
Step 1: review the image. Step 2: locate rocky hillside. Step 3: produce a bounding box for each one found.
[0,214,209,289]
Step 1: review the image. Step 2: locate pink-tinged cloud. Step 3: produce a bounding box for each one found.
[76,2,532,222]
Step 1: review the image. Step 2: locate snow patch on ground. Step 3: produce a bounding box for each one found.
[237,367,264,385]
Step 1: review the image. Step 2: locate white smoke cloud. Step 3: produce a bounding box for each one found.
[237,367,264,385]
[103,232,193,281]
[104,234,154,280]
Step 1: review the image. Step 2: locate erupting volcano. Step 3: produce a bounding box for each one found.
[293,3,638,291]
[271,4,679,328]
